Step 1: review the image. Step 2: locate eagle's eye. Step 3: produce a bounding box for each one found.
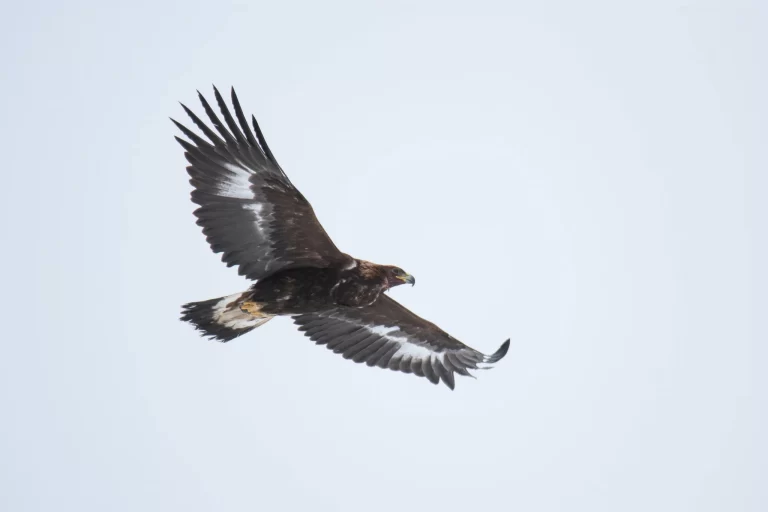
[393,268,403,275]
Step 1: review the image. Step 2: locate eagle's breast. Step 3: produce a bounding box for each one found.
[331,262,387,307]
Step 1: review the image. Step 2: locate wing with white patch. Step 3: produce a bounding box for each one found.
[292,295,510,389]
[173,86,349,281]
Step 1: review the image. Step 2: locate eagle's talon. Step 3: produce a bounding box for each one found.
[239,301,262,316]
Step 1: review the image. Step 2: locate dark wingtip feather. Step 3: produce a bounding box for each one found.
[251,114,280,167]
[173,135,192,150]
[169,117,186,135]
[213,85,247,145]
[231,87,259,147]
[179,101,223,145]
[437,364,456,390]
[170,117,187,133]
[485,339,511,364]
[170,118,208,147]
[197,87,235,143]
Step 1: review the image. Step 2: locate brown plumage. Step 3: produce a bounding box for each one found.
[176,86,509,389]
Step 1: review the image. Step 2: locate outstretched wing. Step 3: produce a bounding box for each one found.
[173,86,349,281]
[292,295,510,389]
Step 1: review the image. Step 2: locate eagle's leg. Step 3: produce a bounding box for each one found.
[240,301,267,317]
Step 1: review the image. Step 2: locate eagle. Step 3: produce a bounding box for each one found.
[175,86,509,389]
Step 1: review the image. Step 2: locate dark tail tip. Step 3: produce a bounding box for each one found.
[181,294,269,342]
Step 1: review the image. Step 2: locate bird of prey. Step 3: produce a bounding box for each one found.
[175,86,509,389]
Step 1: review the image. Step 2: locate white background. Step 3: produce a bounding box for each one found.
[2,1,764,510]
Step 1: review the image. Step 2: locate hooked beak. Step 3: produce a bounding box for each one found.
[399,274,416,286]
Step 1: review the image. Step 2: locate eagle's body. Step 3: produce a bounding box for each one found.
[249,259,401,314]
[176,87,509,389]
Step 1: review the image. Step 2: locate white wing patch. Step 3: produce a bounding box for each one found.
[243,202,267,234]
[216,162,254,199]
[216,163,270,240]
[364,323,446,364]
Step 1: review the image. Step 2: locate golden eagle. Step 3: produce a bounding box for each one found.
[175,87,509,389]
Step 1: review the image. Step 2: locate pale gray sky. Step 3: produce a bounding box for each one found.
[1,1,764,511]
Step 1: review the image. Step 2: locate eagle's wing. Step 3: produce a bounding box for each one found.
[292,295,510,389]
[173,87,349,281]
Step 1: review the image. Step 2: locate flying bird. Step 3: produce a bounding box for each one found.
[175,86,509,389]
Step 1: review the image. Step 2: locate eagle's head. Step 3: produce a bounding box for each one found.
[385,266,416,288]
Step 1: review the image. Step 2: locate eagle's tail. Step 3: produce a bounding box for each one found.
[181,292,274,342]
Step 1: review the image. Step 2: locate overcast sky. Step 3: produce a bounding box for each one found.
[1,1,764,511]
